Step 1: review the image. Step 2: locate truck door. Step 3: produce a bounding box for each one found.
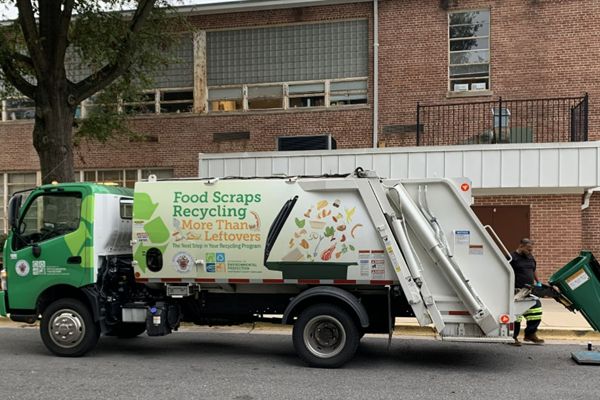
[6,189,89,310]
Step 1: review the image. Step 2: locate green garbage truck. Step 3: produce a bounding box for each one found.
[0,170,564,367]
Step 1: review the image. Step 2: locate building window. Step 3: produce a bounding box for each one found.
[0,172,39,233]
[2,98,35,121]
[206,20,369,112]
[141,169,174,180]
[449,10,490,92]
[208,78,367,112]
[77,168,173,189]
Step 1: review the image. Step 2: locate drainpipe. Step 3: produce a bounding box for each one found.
[373,0,379,148]
[582,187,600,210]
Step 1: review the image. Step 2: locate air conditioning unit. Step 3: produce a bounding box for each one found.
[277,135,337,151]
[471,82,487,90]
[453,84,469,92]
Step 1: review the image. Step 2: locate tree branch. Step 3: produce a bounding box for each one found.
[1,59,37,99]
[55,0,75,68]
[74,0,158,102]
[15,0,48,78]
[13,52,34,70]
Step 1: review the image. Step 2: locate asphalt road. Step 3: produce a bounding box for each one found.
[0,326,597,400]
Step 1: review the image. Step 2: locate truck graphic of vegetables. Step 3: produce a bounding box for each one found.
[264,196,359,279]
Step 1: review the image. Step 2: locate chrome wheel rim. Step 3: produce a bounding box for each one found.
[303,315,346,359]
[48,309,86,349]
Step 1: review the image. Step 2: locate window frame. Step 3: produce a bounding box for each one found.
[207,77,368,113]
[13,191,83,251]
[448,8,491,96]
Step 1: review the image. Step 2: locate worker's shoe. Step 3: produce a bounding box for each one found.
[510,338,522,347]
[524,333,545,345]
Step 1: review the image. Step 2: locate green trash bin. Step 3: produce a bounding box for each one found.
[548,251,600,332]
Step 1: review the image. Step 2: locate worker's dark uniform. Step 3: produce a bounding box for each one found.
[509,251,542,338]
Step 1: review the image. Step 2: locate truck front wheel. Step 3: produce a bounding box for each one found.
[40,298,100,357]
[292,303,359,368]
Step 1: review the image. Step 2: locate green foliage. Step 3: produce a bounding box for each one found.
[0,0,191,143]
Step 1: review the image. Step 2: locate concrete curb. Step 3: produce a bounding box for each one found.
[2,316,598,339]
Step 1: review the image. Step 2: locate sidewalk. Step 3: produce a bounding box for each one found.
[1,299,598,339]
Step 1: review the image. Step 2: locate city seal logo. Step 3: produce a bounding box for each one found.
[172,251,194,274]
[15,260,30,277]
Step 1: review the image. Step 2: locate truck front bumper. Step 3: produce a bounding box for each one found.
[0,291,7,317]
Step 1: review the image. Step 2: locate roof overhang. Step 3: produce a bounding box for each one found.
[0,0,375,25]
[199,141,600,196]
[174,0,377,16]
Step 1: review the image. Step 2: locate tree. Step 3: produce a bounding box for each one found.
[0,1,188,184]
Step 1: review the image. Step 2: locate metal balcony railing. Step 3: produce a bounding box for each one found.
[416,94,588,146]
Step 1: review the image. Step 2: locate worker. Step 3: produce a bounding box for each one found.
[509,238,545,346]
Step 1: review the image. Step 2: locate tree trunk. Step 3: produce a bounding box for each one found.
[32,82,77,185]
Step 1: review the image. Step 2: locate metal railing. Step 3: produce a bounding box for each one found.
[416,94,588,146]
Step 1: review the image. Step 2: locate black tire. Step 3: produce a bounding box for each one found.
[105,323,147,339]
[292,303,360,368]
[40,298,100,357]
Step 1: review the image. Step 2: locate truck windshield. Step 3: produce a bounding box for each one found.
[13,193,82,250]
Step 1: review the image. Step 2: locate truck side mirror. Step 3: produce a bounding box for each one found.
[32,244,41,258]
[7,194,22,230]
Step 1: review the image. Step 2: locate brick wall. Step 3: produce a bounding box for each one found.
[582,193,600,254]
[474,194,583,281]
[378,0,600,146]
[2,0,598,176]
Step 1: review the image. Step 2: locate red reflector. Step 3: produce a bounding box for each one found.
[461,183,470,191]
[449,311,471,316]
[500,314,510,324]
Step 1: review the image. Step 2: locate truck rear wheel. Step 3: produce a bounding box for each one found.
[40,298,100,357]
[292,303,359,368]
[106,323,147,338]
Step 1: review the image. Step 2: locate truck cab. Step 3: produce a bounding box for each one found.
[0,183,135,355]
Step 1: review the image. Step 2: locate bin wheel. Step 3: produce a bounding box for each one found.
[292,303,359,368]
[40,298,100,357]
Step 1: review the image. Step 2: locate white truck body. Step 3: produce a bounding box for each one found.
[132,171,534,345]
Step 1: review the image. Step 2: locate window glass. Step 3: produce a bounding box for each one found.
[449,10,491,92]
[330,81,368,92]
[289,97,325,108]
[208,88,243,101]
[289,83,324,95]
[141,169,174,180]
[15,193,82,249]
[84,171,96,182]
[206,20,368,86]
[120,198,133,219]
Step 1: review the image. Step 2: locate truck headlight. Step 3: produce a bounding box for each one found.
[1,269,7,291]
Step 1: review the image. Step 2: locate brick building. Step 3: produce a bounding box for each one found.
[1,0,599,279]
